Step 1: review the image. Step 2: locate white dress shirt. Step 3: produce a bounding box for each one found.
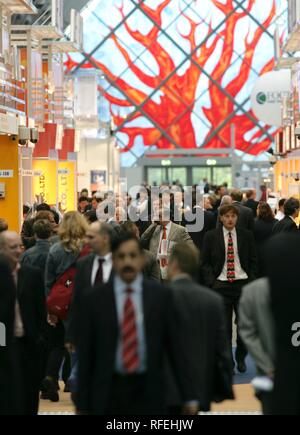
[218,227,248,281]
[91,253,113,286]
[275,210,285,221]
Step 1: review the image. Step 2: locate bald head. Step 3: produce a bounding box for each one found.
[85,221,113,256]
[0,231,22,269]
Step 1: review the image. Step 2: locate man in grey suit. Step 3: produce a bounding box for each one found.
[166,243,234,413]
[121,221,160,281]
[141,199,194,280]
[239,278,275,415]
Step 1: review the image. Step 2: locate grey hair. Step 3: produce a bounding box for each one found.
[220,195,233,206]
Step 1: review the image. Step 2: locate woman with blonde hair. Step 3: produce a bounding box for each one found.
[43,211,89,402]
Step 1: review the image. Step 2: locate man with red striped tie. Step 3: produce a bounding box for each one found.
[76,233,198,415]
[202,205,258,374]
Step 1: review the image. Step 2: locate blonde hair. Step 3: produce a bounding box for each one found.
[58,211,88,253]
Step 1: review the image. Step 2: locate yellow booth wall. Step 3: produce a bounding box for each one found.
[0,136,20,231]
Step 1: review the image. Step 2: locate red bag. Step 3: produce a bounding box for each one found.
[47,245,90,320]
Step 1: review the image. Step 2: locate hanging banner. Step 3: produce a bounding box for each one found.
[58,161,76,213]
[33,160,57,205]
[251,70,292,126]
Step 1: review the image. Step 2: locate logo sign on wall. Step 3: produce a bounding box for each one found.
[91,170,106,192]
[251,70,292,126]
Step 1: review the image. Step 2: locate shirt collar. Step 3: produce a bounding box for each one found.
[96,252,112,262]
[171,273,192,283]
[36,239,50,245]
[223,226,236,237]
[114,273,143,295]
[289,215,297,224]
[161,221,172,231]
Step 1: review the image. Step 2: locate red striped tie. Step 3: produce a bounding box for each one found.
[160,225,167,267]
[227,231,236,283]
[122,288,139,373]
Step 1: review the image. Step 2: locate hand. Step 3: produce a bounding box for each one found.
[47,314,58,327]
[65,342,76,353]
[181,404,199,415]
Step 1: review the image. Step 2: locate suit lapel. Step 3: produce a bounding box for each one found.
[104,283,118,343]
[217,226,226,256]
[86,254,95,279]
[169,222,176,241]
[236,228,244,257]
[142,280,155,357]
[152,225,161,253]
[17,267,23,299]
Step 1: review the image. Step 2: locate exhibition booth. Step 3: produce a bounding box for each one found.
[0,0,120,231]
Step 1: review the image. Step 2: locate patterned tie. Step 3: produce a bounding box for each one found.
[160,225,167,268]
[122,288,139,373]
[94,258,105,285]
[227,232,236,283]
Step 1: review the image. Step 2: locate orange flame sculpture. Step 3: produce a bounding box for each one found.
[66,0,278,155]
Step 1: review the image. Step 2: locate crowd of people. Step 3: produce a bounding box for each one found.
[0,181,300,415]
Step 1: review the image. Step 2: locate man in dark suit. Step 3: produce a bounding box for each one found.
[202,205,258,373]
[76,234,198,415]
[272,198,299,235]
[265,234,300,415]
[66,222,114,347]
[166,243,234,413]
[231,190,255,231]
[188,206,216,251]
[0,231,46,415]
[0,256,19,415]
[244,189,259,218]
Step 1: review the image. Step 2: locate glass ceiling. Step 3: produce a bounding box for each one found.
[66,0,288,167]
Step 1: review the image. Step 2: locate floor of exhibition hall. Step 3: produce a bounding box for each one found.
[39,384,261,416]
[39,352,262,415]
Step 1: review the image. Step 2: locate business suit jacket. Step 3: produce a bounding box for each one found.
[188,209,216,251]
[67,254,107,344]
[18,265,47,344]
[232,202,255,232]
[0,258,18,415]
[141,222,194,259]
[76,279,195,415]
[201,227,258,288]
[254,218,276,276]
[272,216,298,235]
[16,265,47,415]
[265,234,300,415]
[239,278,275,376]
[244,199,259,218]
[143,249,160,281]
[167,277,234,411]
